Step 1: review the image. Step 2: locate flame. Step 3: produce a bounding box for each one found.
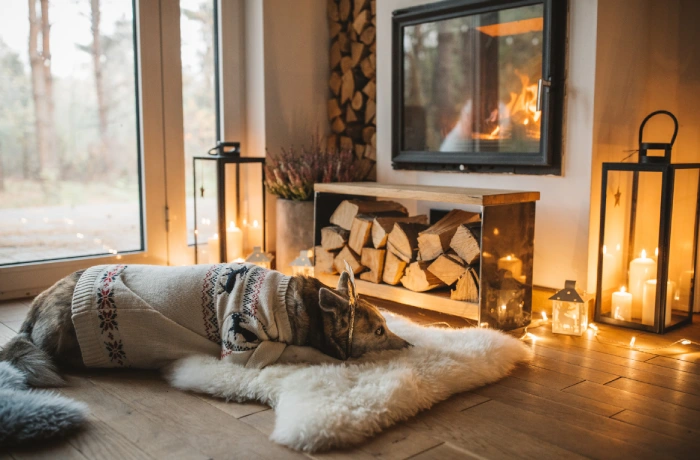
[620,286,627,293]
[490,126,500,138]
[641,249,647,259]
[487,70,541,139]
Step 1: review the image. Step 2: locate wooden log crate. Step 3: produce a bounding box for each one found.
[313,183,539,330]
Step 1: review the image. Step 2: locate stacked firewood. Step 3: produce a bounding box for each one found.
[316,200,482,302]
[327,0,377,180]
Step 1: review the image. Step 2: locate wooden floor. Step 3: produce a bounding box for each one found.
[2,297,700,459]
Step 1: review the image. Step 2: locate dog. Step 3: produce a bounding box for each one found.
[0,262,410,388]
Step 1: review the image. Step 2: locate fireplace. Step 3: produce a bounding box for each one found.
[392,0,567,174]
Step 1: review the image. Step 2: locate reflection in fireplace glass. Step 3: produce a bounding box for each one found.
[402,4,544,153]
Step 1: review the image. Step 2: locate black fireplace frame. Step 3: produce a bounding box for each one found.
[391,0,568,175]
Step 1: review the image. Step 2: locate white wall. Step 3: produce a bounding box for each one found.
[375,0,599,289]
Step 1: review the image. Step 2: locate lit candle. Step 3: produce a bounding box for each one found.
[642,279,675,326]
[226,221,243,262]
[498,254,522,278]
[611,286,632,321]
[629,250,656,319]
[601,245,620,291]
[208,233,220,264]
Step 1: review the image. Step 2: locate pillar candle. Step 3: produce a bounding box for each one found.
[642,280,675,326]
[629,250,656,319]
[497,255,522,278]
[601,245,619,291]
[611,286,632,321]
[678,270,694,310]
[226,222,243,262]
[208,233,220,264]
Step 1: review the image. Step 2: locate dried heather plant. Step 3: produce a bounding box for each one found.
[265,139,360,201]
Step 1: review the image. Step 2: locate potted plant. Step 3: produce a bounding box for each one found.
[265,139,360,274]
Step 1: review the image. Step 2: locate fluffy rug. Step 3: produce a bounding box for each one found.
[0,362,88,447]
[166,312,531,452]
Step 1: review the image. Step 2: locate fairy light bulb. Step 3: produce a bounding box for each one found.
[681,339,691,345]
[629,336,636,348]
[541,312,548,321]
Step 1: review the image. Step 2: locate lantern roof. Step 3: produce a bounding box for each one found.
[549,280,584,303]
[246,246,271,263]
[290,249,313,268]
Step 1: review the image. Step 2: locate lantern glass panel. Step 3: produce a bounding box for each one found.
[667,167,700,325]
[552,300,587,336]
[600,170,662,325]
[193,160,220,263]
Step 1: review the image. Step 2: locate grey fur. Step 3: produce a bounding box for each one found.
[0,362,87,447]
[0,334,65,387]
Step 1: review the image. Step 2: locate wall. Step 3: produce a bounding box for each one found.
[375,0,599,290]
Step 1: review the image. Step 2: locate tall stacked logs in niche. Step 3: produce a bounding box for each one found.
[315,200,483,303]
[328,0,377,180]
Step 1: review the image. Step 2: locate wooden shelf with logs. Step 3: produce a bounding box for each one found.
[313,183,540,330]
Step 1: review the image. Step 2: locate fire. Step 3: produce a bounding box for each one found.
[485,70,541,140]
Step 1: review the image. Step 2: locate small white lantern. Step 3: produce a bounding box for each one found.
[245,246,272,270]
[290,249,314,277]
[550,280,588,336]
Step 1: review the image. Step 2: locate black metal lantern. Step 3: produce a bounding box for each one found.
[595,111,699,333]
[193,141,266,264]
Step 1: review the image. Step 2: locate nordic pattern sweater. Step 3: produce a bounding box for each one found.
[71,263,292,369]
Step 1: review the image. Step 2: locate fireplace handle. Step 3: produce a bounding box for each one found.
[536,78,551,112]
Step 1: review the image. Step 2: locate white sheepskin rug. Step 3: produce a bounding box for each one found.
[166,312,531,452]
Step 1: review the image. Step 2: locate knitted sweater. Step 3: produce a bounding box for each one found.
[71,263,292,369]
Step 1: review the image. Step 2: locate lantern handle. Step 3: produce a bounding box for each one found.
[638,110,678,148]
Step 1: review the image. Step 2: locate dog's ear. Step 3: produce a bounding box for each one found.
[337,263,358,304]
[318,287,350,360]
[336,272,351,294]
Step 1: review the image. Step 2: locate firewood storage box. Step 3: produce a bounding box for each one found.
[313,183,540,330]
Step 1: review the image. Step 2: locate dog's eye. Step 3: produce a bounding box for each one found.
[375,325,384,336]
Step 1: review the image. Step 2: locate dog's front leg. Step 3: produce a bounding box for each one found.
[277,345,341,365]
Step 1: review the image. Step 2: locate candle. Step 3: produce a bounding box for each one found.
[226,221,243,262]
[629,250,656,319]
[498,254,522,278]
[642,280,675,326]
[208,233,220,264]
[678,270,693,309]
[601,245,620,291]
[611,286,632,321]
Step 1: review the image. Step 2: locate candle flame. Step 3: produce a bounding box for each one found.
[501,304,507,310]
[616,244,621,251]
[641,249,647,259]
[620,286,626,293]
[603,245,607,255]
[252,220,259,228]
[506,255,512,261]
[655,247,659,257]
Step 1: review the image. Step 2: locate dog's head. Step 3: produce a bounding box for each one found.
[318,269,411,360]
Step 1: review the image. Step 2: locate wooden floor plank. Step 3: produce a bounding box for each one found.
[473,383,695,459]
[564,380,700,427]
[496,376,623,417]
[0,304,30,323]
[508,363,584,390]
[646,355,700,375]
[1,320,24,333]
[352,424,444,460]
[8,439,88,460]
[530,354,619,384]
[194,393,270,419]
[67,418,152,460]
[59,374,210,459]
[88,372,305,459]
[465,399,662,459]
[409,443,483,460]
[606,377,700,411]
[0,322,16,347]
[532,343,700,396]
[612,410,700,442]
[533,328,657,362]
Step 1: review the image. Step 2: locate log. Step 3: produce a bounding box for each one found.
[354,144,365,159]
[338,31,350,53]
[450,222,481,265]
[354,0,369,18]
[360,57,375,79]
[327,134,338,152]
[371,215,428,249]
[360,248,385,283]
[341,70,354,104]
[340,56,353,74]
[331,117,346,134]
[360,26,375,45]
[329,21,342,39]
[346,106,358,123]
[417,209,480,261]
[315,246,338,275]
[330,199,408,230]
[362,80,376,100]
[371,0,376,15]
[369,52,376,70]
[387,222,429,262]
[329,71,342,96]
[353,10,369,34]
[382,249,407,285]
[401,261,446,292]
[334,245,364,275]
[363,145,376,161]
[371,132,376,148]
[339,136,353,151]
[327,0,339,21]
[451,267,479,302]
[366,99,376,124]
[321,226,348,251]
[339,0,351,21]
[362,126,375,144]
[427,254,466,286]
[351,91,364,111]
[330,41,341,69]
[327,99,342,120]
[348,215,373,254]
[351,42,366,67]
